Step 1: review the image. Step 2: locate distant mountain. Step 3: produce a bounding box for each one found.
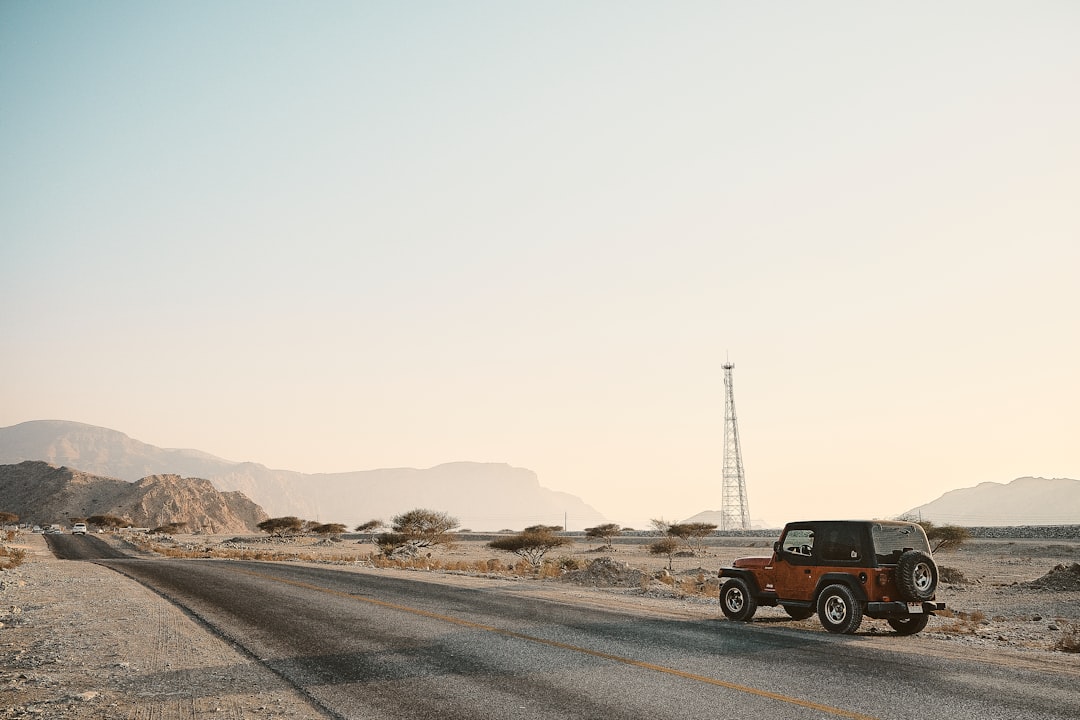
[0,461,267,532]
[903,477,1080,526]
[0,420,606,531]
[679,510,779,531]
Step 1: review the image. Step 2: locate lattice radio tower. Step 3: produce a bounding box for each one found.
[721,363,751,530]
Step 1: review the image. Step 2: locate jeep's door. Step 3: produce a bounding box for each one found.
[771,527,818,602]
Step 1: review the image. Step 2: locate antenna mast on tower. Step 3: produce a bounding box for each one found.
[721,363,750,530]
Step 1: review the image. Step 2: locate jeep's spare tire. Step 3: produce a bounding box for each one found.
[896,550,938,601]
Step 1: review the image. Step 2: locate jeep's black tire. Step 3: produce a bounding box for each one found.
[720,578,757,621]
[783,605,814,621]
[896,550,938,601]
[887,614,930,635]
[817,584,863,634]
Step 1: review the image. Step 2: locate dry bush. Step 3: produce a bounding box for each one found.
[0,546,27,570]
[537,562,562,579]
[936,608,987,634]
[1055,624,1080,653]
[677,576,698,595]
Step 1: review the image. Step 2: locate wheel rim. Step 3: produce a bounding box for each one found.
[726,588,745,613]
[913,563,933,593]
[824,594,848,624]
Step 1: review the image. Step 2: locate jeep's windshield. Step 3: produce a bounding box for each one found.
[872,523,931,564]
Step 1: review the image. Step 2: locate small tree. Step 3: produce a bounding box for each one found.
[391,509,459,548]
[375,532,411,556]
[650,518,671,536]
[375,509,459,555]
[488,525,572,566]
[88,514,131,530]
[585,523,622,550]
[667,522,717,555]
[257,516,305,537]
[311,523,347,537]
[354,519,384,544]
[918,521,970,553]
[647,537,680,571]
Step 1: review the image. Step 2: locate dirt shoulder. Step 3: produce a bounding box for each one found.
[2,532,1077,719]
[1,534,327,720]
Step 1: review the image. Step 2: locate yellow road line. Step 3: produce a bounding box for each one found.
[235,567,879,720]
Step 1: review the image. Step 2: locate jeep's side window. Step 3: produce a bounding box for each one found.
[781,529,815,557]
[819,527,860,563]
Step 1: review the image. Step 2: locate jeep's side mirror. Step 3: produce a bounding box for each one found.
[773,541,782,554]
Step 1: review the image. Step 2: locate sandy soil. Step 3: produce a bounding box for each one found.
[2,532,1078,718]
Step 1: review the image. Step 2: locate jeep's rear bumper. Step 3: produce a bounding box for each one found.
[866,601,945,619]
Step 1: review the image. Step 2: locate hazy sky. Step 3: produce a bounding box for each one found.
[2,2,1077,529]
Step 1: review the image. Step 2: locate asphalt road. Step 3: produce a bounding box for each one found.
[46,534,1080,720]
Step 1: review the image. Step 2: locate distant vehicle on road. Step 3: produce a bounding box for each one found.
[45,524,63,534]
[719,519,945,635]
[72,522,88,535]
[32,525,43,533]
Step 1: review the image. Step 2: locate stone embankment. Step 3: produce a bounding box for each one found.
[706,526,1080,540]
[961,526,1080,540]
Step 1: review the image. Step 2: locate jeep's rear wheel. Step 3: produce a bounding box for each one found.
[783,605,814,621]
[720,578,757,621]
[897,550,938,601]
[817,584,863,634]
[887,614,930,635]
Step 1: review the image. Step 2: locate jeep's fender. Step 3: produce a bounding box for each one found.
[719,568,778,606]
[813,573,868,604]
[719,567,761,592]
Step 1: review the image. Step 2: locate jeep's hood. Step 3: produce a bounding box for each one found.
[732,556,772,569]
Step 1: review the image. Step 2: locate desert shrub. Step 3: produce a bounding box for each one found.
[677,576,698,595]
[938,566,968,584]
[0,546,27,570]
[937,609,987,634]
[258,517,305,537]
[537,561,562,578]
[584,523,622,549]
[915,521,970,552]
[1055,624,1080,653]
[489,526,572,566]
[387,509,459,549]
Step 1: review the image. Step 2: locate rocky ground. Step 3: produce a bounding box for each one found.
[1,531,1078,718]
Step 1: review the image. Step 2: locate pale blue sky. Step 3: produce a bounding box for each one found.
[3,2,1078,528]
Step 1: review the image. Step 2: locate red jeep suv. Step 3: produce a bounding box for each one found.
[719,520,945,635]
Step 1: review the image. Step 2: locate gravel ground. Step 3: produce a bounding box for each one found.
[2,532,1077,719]
[1,534,326,719]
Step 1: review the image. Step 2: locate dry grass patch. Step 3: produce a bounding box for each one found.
[0,545,27,570]
[1055,624,1080,653]
[936,608,988,634]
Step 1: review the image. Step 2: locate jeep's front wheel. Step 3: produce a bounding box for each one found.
[817,584,863,634]
[887,614,930,635]
[720,578,757,621]
[897,550,938,601]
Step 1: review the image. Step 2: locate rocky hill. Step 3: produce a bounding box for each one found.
[0,420,607,531]
[903,476,1080,526]
[0,461,268,532]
